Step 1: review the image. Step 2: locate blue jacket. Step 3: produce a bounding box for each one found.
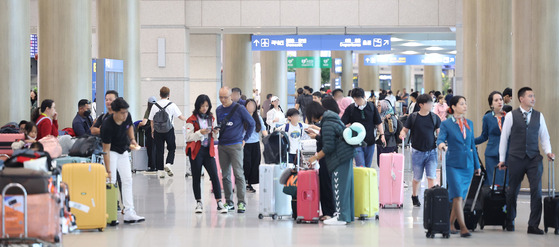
[475,112,505,157]
[437,117,480,170]
[216,102,255,145]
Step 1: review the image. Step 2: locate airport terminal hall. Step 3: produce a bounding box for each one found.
[2,0,559,246]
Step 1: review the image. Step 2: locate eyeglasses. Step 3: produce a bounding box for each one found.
[219,96,230,100]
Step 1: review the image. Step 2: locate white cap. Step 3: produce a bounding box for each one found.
[271,96,279,102]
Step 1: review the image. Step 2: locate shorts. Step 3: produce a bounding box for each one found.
[411,148,438,181]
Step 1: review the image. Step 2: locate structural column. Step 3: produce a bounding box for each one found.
[295,50,322,90]
[223,34,252,97]
[98,0,141,119]
[462,0,479,125]
[424,65,443,93]
[390,66,410,93]
[332,50,353,94]
[358,54,379,92]
[527,0,559,190]
[38,0,91,128]
[0,0,30,124]
[260,51,287,111]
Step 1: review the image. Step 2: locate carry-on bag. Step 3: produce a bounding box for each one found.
[544,159,559,235]
[423,150,450,238]
[479,166,508,230]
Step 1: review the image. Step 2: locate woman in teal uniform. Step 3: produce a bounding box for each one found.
[475,91,507,186]
[437,96,481,237]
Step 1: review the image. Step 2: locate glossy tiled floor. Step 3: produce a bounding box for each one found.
[63,150,558,247]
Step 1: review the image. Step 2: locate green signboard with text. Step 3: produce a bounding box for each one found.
[287,57,332,69]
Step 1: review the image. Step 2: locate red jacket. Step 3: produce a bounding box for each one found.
[185,114,215,159]
[36,114,59,140]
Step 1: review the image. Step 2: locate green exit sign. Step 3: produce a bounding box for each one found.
[287,57,331,69]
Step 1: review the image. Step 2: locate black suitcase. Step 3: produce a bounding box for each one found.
[544,160,559,235]
[424,151,450,238]
[455,154,486,231]
[480,166,508,230]
[424,186,450,238]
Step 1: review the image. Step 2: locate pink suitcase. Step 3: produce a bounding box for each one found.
[215,145,235,192]
[379,153,405,208]
[0,133,25,156]
[296,169,320,223]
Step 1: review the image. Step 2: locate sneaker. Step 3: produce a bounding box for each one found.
[217,201,228,214]
[323,213,347,226]
[412,195,421,207]
[195,201,203,214]
[164,164,174,177]
[246,185,256,193]
[158,170,166,178]
[123,209,145,223]
[237,202,246,213]
[224,201,235,211]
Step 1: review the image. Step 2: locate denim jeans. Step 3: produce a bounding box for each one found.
[411,148,438,181]
[354,145,375,168]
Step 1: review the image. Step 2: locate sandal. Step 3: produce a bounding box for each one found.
[320,215,332,221]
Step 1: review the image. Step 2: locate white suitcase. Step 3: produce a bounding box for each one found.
[258,163,292,220]
[131,147,149,172]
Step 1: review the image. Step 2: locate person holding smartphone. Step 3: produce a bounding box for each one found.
[376,99,401,166]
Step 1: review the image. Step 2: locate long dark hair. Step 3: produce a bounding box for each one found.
[32,99,54,122]
[447,95,466,114]
[245,99,261,132]
[192,94,213,118]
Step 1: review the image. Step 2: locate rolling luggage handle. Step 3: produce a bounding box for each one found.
[548,159,556,198]
[2,183,28,238]
[491,166,508,193]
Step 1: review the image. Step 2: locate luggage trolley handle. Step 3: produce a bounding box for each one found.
[2,183,28,238]
[548,158,556,197]
[491,166,508,192]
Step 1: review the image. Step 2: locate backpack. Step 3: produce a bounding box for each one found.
[408,111,438,140]
[153,102,173,133]
[284,122,303,133]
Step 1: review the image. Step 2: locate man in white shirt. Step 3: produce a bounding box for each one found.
[497,87,555,235]
[149,86,187,178]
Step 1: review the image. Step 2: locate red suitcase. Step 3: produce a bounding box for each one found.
[296,169,320,223]
[0,134,25,156]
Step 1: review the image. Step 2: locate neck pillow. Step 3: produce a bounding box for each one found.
[343,122,367,146]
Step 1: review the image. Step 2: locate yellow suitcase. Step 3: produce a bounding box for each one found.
[354,167,380,220]
[61,163,107,231]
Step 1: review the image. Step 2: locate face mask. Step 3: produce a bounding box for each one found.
[84,110,92,117]
[355,103,366,110]
[28,135,36,140]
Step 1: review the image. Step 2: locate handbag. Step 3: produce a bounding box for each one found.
[39,135,63,158]
[68,135,103,157]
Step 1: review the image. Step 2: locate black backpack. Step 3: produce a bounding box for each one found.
[68,135,104,158]
[263,131,290,164]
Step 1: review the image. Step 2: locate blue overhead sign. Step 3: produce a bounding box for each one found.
[251,35,391,51]
[363,54,456,66]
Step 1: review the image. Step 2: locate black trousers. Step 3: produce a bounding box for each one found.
[144,126,156,170]
[154,127,176,171]
[319,157,336,217]
[243,142,261,185]
[506,154,544,227]
[189,146,221,200]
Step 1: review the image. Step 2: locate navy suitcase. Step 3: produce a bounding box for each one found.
[544,160,559,235]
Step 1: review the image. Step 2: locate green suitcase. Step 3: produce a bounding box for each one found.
[106,183,119,226]
[54,156,91,169]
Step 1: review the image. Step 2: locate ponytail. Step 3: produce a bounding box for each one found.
[31,108,41,122]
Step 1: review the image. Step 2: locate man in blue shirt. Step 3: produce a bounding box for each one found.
[216,87,255,213]
[72,99,93,137]
[231,87,246,106]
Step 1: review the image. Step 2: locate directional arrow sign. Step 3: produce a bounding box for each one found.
[253,40,259,46]
[363,54,456,66]
[251,35,391,51]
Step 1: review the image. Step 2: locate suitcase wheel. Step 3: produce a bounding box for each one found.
[98,228,104,232]
[545,227,548,233]
[375,215,379,220]
[359,216,366,221]
[258,214,264,219]
[425,232,432,238]
[443,233,450,238]
[296,219,302,224]
[554,229,559,235]
[271,214,278,220]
